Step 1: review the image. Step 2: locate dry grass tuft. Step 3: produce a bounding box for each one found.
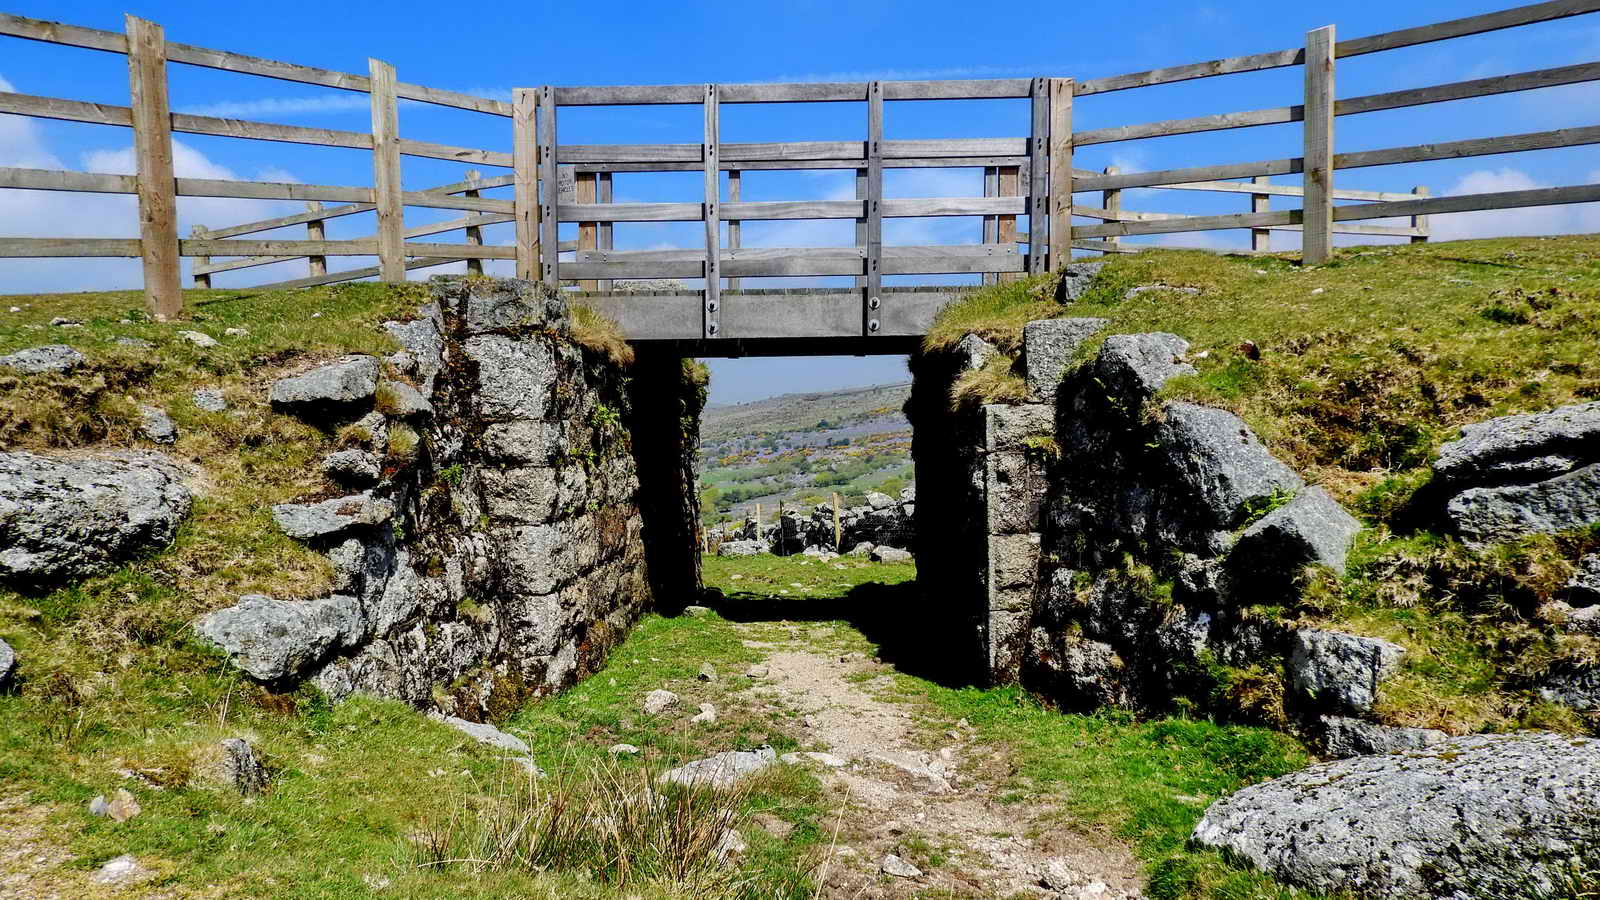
[950,355,1029,409]
[412,755,755,895]
[570,303,634,368]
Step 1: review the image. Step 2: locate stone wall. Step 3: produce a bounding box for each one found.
[197,278,701,721]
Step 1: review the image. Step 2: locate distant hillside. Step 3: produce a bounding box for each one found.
[698,382,912,524]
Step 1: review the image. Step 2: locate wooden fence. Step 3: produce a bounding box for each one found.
[0,1,1596,339]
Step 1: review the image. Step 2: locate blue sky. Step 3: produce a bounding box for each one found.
[2,0,1597,403]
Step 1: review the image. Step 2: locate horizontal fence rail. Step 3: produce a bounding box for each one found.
[0,1,1595,336]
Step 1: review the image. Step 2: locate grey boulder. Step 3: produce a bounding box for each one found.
[272,492,395,541]
[0,344,85,374]
[218,738,268,795]
[322,449,381,488]
[870,547,912,563]
[1192,733,1600,899]
[1154,402,1304,533]
[192,388,227,412]
[429,712,532,754]
[379,381,433,418]
[0,637,14,688]
[138,406,177,444]
[1569,554,1600,606]
[1231,486,1361,579]
[1434,400,1600,487]
[1320,715,1445,758]
[659,747,776,789]
[1445,461,1600,546]
[1022,317,1107,400]
[1289,628,1404,715]
[269,355,380,417]
[194,593,366,681]
[1055,261,1105,301]
[1090,333,1195,403]
[954,334,996,372]
[0,451,192,585]
[716,539,766,558]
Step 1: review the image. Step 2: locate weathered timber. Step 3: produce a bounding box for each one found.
[125,15,181,319]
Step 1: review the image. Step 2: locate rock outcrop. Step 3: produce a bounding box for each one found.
[0,451,191,586]
[268,355,381,418]
[1434,400,1600,545]
[1192,733,1600,899]
[0,344,84,373]
[0,637,15,688]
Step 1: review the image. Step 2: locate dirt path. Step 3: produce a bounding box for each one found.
[739,633,1145,899]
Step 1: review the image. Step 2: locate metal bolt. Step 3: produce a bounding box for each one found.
[868,296,880,310]
[707,301,718,312]
[868,319,880,333]
[708,322,719,335]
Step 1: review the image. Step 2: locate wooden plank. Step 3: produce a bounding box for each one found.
[562,155,1031,173]
[249,256,457,292]
[0,238,143,257]
[1334,125,1600,170]
[183,239,380,256]
[0,13,127,53]
[575,170,597,290]
[1303,25,1336,265]
[727,169,741,292]
[1076,159,1299,192]
[865,80,884,336]
[1330,183,1600,221]
[513,88,538,280]
[1102,166,1122,251]
[597,172,613,292]
[551,79,1037,106]
[1074,209,1297,239]
[396,138,512,168]
[1338,61,1600,117]
[1077,48,1304,96]
[401,242,514,259]
[1155,178,1415,202]
[306,201,327,277]
[1251,176,1271,252]
[704,83,721,339]
[561,253,1026,280]
[575,244,1021,263]
[0,90,134,126]
[559,201,704,222]
[998,165,1020,283]
[1410,185,1430,245]
[982,166,998,285]
[191,225,211,288]
[194,211,516,276]
[1048,77,1072,272]
[538,85,559,288]
[125,15,181,320]
[1069,205,1186,222]
[171,112,370,149]
[462,171,483,276]
[1071,240,1140,254]
[368,58,404,282]
[1028,78,1049,274]
[0,166,136,193]
[177,178,371,203]
[1075,105,1299,148]
[199,173,513,239]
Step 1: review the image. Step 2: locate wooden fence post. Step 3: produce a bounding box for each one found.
[598,171,613,292]
[998,166,1019,283]
[512,89,538,280]
[1410,185,1431,243]
[1102,166,1122,253]
[190,225,211,289]
[1028,77,1049,275]
[576,170,597,290]
[1250,176,1271,252]
[703,82,722,338]
[124,15,181,320]
[727,169,741,292]
[538,85,559,288]
[982,166,998,285]
[1302,25,1336,265]
[367,58,404,282]
[305,200,328,276]
[854,167,868,291]
[1048,77,1073,273]
[865,80,884,336]
[462,171,483,275]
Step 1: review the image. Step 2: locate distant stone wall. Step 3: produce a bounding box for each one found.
[197,278,701,721]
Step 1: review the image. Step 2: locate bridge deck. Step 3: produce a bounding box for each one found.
[579,286,964,356]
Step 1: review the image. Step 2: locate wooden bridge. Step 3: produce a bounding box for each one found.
[2,2,1598,355]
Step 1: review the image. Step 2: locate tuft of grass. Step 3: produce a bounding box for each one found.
[950,353,1029,408]
[412,756,756,893]
[571,303,635,367]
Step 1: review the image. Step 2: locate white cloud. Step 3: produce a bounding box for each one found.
[1429,167,1600,241]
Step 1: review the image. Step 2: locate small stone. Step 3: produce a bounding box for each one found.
[715,828,748,862]
[50,317,80,327]
[870,547,912,563]
[92,854,143,885]
[955,333,996,372]
[377,380,433,418]
[269,355,381,418]
[1289,629,1405,715]
[697,662,718,682]
[608,743,640,756]
[1321,715,1447,758]
[1023,317,1109,400]
[754,813,795,838]
[1040,857,1082,890]
[88,795,110,816]
[138,406,176,444]
[0,344,85,374]
[643,689,680,716]
[321,449,381,488]
[224,327,250,337]
[115,337,152,349]
[744,665,768,679]
[658,747,776,789]
[0,638,12,688]
[271,492,395,541]
[691,703,717,723]
[804,751,847,767]
[178,330,219,348]
[7,306,18,312]
[192,388,226,412]
[1569,555,1600,607]
[881,854,922,878]
[428,712,532,755]
[106,788,141,822]
[683,605,713,617]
